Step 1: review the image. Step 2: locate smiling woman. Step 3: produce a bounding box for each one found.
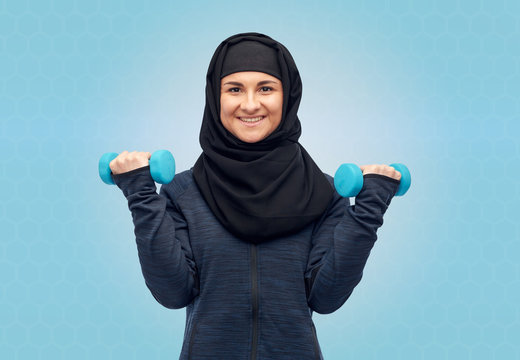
[192,34,333,242]
[111,32,402,360]
[220,71,283,143]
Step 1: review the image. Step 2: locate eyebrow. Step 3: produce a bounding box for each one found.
[222,80,279,86]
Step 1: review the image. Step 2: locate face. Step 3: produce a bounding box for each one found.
[220,71,283,143]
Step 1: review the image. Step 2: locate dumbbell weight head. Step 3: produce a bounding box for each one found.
[99,152,119,185]
[150,150,175,184]
[389,163,411,196]
[334,163,364,198]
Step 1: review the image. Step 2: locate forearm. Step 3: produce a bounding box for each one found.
[307,174,399,314]
[114,166,199,309]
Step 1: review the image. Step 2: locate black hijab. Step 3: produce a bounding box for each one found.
[192,32,333,244]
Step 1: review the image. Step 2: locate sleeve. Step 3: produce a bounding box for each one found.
[304,173,400,314]
[112,166,199,309]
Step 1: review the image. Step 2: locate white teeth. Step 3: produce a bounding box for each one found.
[240,116,263,122]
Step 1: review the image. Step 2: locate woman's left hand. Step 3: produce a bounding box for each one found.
[359,164,401,181]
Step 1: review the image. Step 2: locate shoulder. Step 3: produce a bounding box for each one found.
[321,172,348,216]
[309,172,348,236]
[323,173,334,186]
[159,168,197,203]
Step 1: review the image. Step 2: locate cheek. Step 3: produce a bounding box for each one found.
[220,97,236,118]
[270,95,284,120]
[219,97,226,115]
[220,100,230,125]
[219,99,228,129]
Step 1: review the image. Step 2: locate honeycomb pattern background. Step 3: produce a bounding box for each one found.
[1,0,519,359]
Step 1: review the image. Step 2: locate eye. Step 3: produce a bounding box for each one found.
[228,87,241,93]
[260,86,273,92]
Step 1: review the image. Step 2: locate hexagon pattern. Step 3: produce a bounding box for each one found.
[1,0,519,359]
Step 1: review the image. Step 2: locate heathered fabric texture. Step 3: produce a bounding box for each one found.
[113,167,400,360]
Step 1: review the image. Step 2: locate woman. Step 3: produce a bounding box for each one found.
[110,32,401,360]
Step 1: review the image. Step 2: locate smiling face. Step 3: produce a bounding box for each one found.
[220,71,283,143]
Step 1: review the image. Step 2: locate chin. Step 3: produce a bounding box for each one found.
[237,133,266,143]
[241,137,263,143]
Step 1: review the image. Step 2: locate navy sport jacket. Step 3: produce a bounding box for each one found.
[113,167,400,359]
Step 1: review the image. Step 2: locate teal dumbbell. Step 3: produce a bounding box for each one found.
[334,163,411,197]
[98,150,175,185]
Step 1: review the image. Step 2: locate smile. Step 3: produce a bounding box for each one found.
[239,116,265,123]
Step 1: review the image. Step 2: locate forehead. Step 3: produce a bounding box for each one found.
[221,71,280,84]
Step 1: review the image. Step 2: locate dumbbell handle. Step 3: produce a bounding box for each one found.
[334,163,411,198]
[98,150,176,185]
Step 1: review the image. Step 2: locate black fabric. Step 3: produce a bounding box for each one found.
[363,173,401,184]
[192,32,334,243]
[221,40,282,81]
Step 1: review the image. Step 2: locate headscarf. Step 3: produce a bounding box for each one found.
[192,32,334,244]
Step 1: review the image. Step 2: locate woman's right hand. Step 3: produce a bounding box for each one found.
[109,151,152,175]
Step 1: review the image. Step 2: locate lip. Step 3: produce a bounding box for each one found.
[237,116,265,127]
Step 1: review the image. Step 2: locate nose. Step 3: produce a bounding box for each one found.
[240,92,261,113]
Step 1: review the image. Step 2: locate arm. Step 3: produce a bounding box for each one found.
[305,174,400,314]
[113,166,199,309]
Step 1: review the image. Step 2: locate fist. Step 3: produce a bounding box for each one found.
[109,151,152,175]
[359,164,401,181]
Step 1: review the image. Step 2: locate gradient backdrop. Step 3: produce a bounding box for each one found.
[1,0,519,359]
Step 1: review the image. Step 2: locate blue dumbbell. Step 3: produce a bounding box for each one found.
[334,163,411,197]
[98,150,176,185]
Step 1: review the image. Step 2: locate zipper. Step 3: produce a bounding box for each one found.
[188,321,198,360]
[250,243,258,360]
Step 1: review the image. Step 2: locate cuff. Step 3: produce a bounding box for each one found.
[360,173,401,205]
[363,173,400,184]
[112,165,156,198]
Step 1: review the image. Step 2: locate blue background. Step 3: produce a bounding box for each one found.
[1,1,519,359]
